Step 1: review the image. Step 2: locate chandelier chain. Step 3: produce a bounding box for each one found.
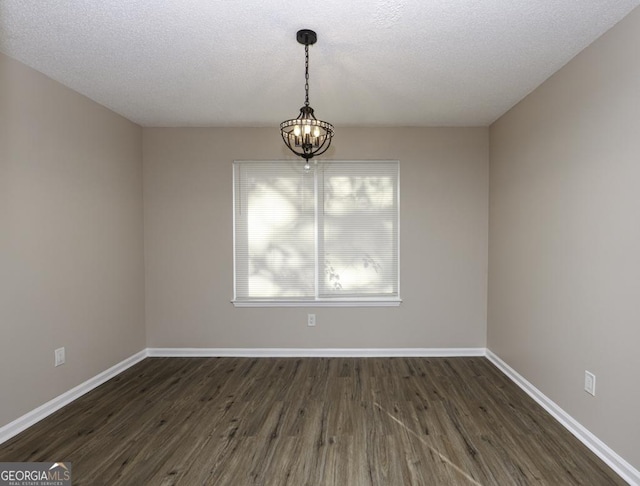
[304,44,310,106]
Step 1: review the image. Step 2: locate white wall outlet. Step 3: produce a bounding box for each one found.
[307,314,316,327]
[55,347,65,367]
[584,370,596,396]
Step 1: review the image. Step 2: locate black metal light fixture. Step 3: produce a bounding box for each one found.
[280,29,334,169]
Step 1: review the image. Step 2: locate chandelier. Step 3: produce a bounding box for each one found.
[280,29,334,168]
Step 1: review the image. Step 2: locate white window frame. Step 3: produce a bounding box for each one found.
[232,160,401,307]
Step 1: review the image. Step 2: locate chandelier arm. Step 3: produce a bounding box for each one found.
[282,135,334,159]
[308,136,333,157]
[280,129,318,160]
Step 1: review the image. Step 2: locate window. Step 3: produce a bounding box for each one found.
[233,160,400,306]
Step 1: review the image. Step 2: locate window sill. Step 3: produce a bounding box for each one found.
[231,298,402,308]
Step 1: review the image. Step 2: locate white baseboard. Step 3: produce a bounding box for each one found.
[146,347,487,358]
[0,350,148,445]
[486,349,639,486]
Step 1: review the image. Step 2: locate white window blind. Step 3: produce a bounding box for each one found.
[233,160,400,306]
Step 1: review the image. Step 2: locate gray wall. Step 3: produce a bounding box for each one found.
[143,127,489,349]
[488,7,640,469]
[0,52,145,427]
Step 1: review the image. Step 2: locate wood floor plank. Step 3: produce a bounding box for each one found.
[0,357,626,485]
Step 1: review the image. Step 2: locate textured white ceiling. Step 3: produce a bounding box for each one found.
[1,1,638,127]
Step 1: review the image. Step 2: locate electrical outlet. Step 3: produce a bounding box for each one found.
[307,314,316,327]
[584,370,596,396]
[55,347,65,367]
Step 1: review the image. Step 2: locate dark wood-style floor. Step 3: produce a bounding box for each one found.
[0,357,624,485]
